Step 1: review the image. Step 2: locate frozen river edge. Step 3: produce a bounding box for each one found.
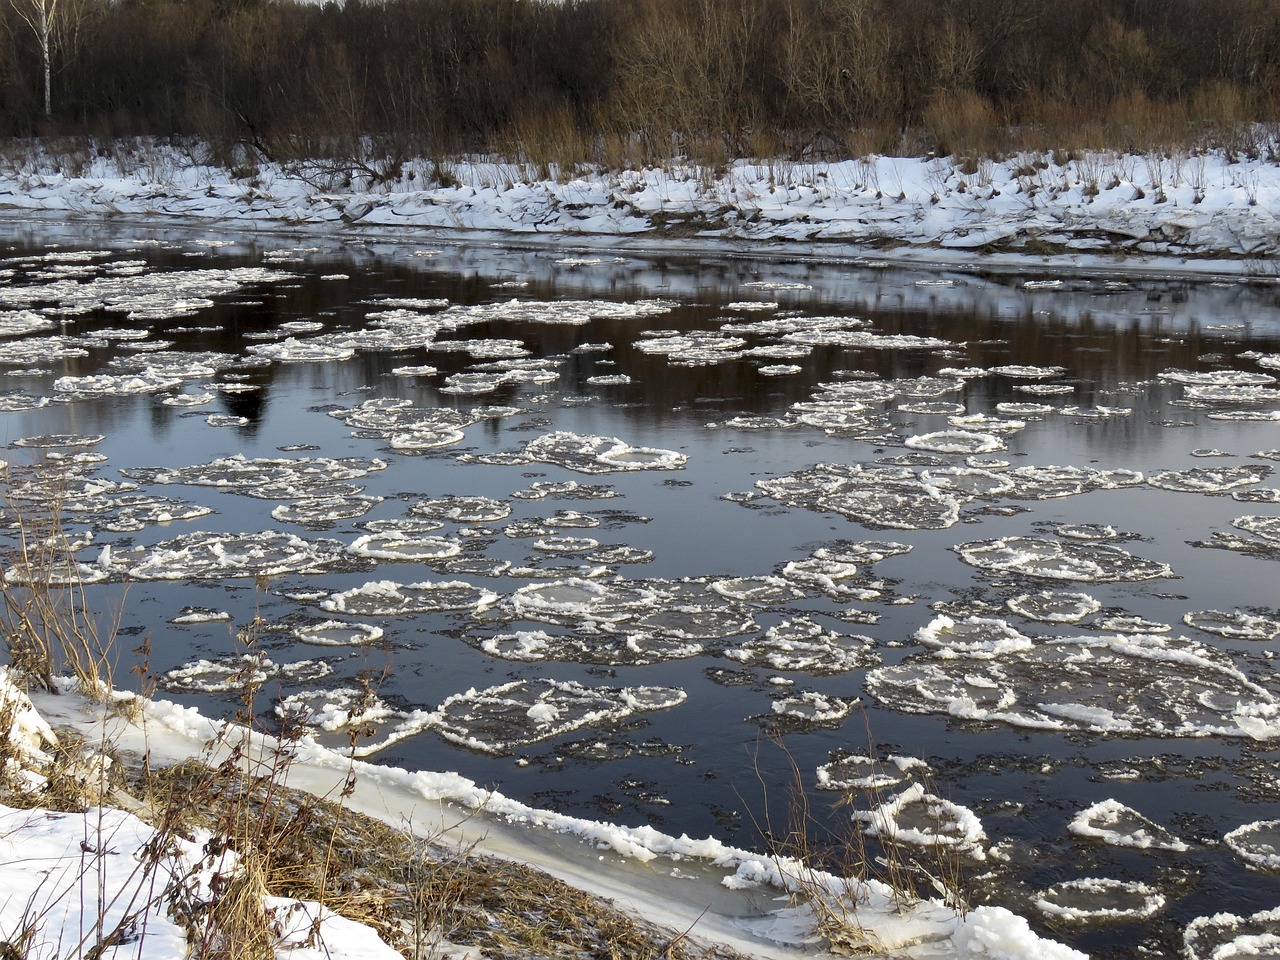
[1,144,1279,281]
[5,674,1083,960]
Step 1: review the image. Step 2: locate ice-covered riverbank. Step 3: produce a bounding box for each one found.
[1,142,1279,277]
[2,670,1085,959]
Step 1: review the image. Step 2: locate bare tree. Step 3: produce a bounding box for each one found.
[9,0,56,119]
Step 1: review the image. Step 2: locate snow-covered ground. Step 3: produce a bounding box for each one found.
[2,668,1087,960]
[1,142,1279,277]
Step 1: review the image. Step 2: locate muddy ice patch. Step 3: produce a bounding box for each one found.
[867,622,1280,739]
[423,679,685,755]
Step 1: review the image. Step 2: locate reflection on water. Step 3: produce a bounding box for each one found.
[3,217,1280,957]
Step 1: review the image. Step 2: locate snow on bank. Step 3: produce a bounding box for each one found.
[8,669,1087,960]
[3,142,1280,274]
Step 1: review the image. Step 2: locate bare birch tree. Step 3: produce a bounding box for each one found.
[9,0,57,119]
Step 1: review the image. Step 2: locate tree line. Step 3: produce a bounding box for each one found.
[4,0,1280,166]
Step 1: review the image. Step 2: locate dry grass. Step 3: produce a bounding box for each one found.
[132,759,742,960]
[748,733,971,957]
[0,482,116,699]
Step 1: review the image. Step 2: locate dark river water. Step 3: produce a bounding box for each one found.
[3,216,1280,958]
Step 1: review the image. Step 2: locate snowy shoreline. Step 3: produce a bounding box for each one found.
[1,144,1279,281]
[4,672,1086,960]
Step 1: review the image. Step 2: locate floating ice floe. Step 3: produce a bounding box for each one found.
[1234,515,1280,544]
[996,401,1056,416]
[905,430,1005,455]
[1235,487,1280,503]
[276,687,432,755]
[1184,906,1280,960]
[0,266,290,321]
[725,619,878,674]
[899,401,967,415]
[330,399,475,450]
[1194,516,1280,558]
[169,606,231,624]
[271,494,383,527]
[11,433,104,448]
[1225,820,1280,871]
[816,753,929,792]
[348,533,462,561]
[292,620,385,646]
[425,678,686,755]
[762,691,855,727]
[1068,799,1188,852]
[915,615,1035,658]
[409,495,510,523]
[954,536,1171,582]
[472,628,703,666]
[130,454,386,498]
[1148,464,1272,493]
[1183,609,1280,640]
[0,392,48,411]
[867,629,1280,739]
[778,557,870,599]
[247,336,355,363]
[1056,523,1119,540]
[991,365,1067,379]
[1005,464,1144,499]
[1014,383,1075,395]
[161,391,215,407]
[855,783,988,860]
[705,577,802,609]
[0,309,54,338]
[320,579,499,616]
[391,364,439,377]
[1160,369,1276,387]
[524,431,687,473]
[1032,878,1165,923]
[1183,384,1280,404]
[756,464,962,531]
[122,530,355,580]
[162,653,333,693]
[1006,591,1101,624]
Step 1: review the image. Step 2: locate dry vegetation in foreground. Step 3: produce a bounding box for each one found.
[0,479,757,960]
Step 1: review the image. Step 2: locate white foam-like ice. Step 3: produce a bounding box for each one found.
[1068,799,1188,852]
[1032,878,1165,923]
